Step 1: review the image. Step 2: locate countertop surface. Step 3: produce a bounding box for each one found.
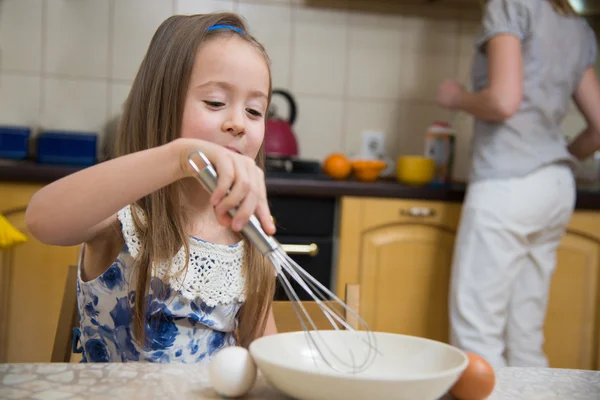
[1,363,599,400]
[2,159,600,210]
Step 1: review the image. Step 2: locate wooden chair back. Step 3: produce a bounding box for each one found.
[272,283,360,332]
[51,264,79,362]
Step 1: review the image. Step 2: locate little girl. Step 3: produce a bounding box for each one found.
[26,12,279,363]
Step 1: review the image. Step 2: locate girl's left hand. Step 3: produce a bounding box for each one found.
[436,79,464,110]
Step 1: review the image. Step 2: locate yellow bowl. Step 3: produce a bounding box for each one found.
[396,156,436,186]
[351,160,387,182]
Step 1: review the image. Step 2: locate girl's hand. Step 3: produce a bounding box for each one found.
[177,139,276,235]
[436,79,464,110]
[210,150,274,235]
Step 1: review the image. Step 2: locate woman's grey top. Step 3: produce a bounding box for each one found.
[469,0,597,182]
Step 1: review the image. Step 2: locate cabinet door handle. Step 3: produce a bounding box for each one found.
[399,207,437,217]
[281,243,319,257]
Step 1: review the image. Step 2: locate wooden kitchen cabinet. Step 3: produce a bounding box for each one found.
[543,211,600,371]
[335,197,462,344]
[336,196,600,370]
[0,183,80,363]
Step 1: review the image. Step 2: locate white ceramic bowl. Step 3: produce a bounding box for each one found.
[249,331,468,400]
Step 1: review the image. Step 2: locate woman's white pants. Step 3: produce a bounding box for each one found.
[449,163,576,370]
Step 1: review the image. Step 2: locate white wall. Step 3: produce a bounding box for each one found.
[0,0,595,181]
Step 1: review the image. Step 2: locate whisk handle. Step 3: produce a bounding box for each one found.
[187,151,279,256]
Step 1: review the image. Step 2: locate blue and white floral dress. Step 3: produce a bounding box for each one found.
[74,204,246,363]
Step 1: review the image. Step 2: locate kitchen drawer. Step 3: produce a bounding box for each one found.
[269,196,335,237]
[358,197,462,232]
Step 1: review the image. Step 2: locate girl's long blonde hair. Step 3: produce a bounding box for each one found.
[114,12,275,349]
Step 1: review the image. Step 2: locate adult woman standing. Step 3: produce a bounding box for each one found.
[436,0,600,369]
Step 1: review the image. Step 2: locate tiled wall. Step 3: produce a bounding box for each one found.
[0,0,593,181]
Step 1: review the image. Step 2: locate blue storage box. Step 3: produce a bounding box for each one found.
[37,131,97,166]
[0,126,31,160]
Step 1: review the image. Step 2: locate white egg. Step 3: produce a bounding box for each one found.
[208,346,257,398]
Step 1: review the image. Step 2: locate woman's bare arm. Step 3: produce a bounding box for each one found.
[568,67,600,160]
[437,34,523,122]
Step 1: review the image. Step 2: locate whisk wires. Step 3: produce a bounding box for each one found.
[269,248,378,375]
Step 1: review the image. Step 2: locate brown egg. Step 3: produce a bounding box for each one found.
[449,352,496,400]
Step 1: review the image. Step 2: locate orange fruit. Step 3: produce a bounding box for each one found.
[322,153,352,180]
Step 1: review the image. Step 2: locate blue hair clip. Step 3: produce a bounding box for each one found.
[206,24,245,35]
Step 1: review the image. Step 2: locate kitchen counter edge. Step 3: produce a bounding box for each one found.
[1,161,599,210]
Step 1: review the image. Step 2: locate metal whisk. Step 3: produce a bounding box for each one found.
[188,151,378,374]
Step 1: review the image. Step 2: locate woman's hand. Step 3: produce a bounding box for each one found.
[436,35,523,121]
[178,139,276,236]
[436,79,465,110]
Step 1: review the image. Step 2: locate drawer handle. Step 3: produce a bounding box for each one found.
[400,207,437,217]
[281,243,319,257]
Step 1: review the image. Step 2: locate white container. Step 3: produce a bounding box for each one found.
[424,121,455,185]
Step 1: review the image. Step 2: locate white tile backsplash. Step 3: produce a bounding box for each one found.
[397,101,454,156]
[346,12,403,100]
[238,3,293,88]
[457,20,478,88]
[111,0,174,80]
[109,82,133,120]
[347,48,402,100]
[401,16,459,55]
[0,0,43,72]
[344,100,402,157]
[240,0,292,5]
[348,13,402,50]
[562,111,587,142]
[459,20,479,53]
[291,7,348,96]
[452,113,474,182]
[175,0,235,14]
[45,0,110,79]
[4,0,565,182]
[41,78,107,134]
[457,54,473,88]
[400,53,457,101]
[293,95,344,160]
[0,73,41,127]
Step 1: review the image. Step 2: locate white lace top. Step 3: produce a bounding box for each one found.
[74,204,246,363]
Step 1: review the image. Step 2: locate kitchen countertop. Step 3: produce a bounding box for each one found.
[0,159,84,183]
[1,363,599,399]
[266,177,600,210]
[2,159,600,210]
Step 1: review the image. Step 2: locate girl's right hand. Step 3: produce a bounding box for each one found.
[176,139,276,236]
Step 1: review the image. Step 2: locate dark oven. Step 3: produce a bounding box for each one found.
[268,195,336,301]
